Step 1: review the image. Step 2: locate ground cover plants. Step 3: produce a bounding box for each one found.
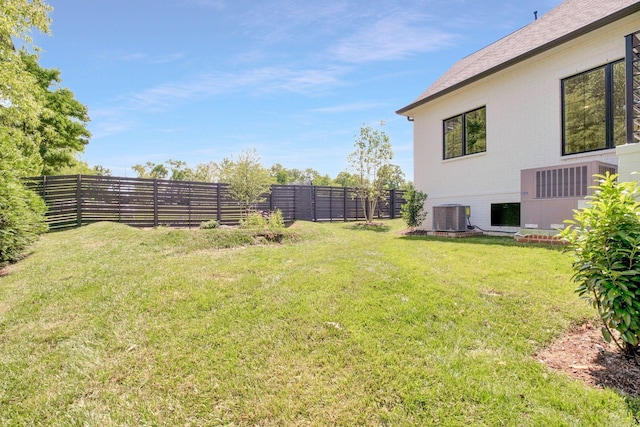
[0,219,638,425]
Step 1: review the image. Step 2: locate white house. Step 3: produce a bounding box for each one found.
[397,0,640,233]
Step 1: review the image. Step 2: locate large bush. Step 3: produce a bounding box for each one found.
[560,173,640,356]
[0,170,47,267]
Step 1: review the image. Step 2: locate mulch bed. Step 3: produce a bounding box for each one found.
[535,321,640,396]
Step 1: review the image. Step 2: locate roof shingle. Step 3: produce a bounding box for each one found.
[397,0,640,115]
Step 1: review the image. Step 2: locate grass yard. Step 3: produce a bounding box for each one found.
[0,219,637,425]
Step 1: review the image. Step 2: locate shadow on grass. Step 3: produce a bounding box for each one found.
[398,234,565,251]
[344,222,391,233]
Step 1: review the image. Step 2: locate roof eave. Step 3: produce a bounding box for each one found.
[396,2,640,116]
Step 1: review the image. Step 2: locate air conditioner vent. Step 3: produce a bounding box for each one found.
[535,165,587,199]
[433,205,468,232]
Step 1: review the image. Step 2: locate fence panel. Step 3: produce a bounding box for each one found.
[25,175,405,230]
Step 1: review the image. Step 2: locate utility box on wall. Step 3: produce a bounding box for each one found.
[520,161,616,229]
[433,205,469,232]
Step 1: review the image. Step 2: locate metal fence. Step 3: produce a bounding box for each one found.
[25,175,406,230]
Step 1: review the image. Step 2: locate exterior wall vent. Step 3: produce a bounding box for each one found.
[521,161,617,229]
[433,205,469,232]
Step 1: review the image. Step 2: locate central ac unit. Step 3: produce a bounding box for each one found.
[433,205,469,232]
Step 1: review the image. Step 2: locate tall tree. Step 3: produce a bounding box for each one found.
[347,121,393,224]
[20,52,91,175]
[0,0,52,266]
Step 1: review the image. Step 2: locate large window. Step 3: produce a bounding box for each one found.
[443,106,486,159]
[562,60,626,155]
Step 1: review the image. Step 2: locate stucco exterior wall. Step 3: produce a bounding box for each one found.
[411,12,639,232]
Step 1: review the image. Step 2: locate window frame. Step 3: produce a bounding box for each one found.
[442,106,486,160]
[561,59,625,156]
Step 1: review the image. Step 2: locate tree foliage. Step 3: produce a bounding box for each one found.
[0,0,52,267]
[400,185,428,230]
[58,159,111,176]
[216,149,274,217]
[560,173,640,356]
[348,122,393,224]
[20,52,91,175]
[132,162,169,179]
[378,164,406,190]
[334,171,359,188]
[269,164,330,185]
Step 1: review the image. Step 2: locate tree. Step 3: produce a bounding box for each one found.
[378,164,406,190]
[0,0,52,267]
[165,159,190,181]
[347,122,393,224]
[334,171,359,188]
[132,162,168,179]
[187,161,218,182]
[216,149,274,217]
[57,158,111,176]
[21,52,91,175]
[270,163,291,184]
[312,174,333,186]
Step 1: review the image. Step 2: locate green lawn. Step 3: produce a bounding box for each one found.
[0,220,636,426]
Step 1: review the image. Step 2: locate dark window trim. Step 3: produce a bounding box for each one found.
[561,59,624,156]
[442,106,486,160]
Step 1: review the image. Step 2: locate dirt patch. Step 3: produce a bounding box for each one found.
[0,267,7,277]
[535,321,640,397]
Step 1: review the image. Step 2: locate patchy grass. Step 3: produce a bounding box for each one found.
[0,220,636,425]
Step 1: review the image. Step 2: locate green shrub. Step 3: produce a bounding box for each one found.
[199,219,219,229]
[240,211,268,229]
[268,209,285,229]
[560,173,640,356]
[400,186,428,230]
[0,175,47,267]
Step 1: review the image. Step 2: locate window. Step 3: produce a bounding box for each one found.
[443,106,486,159]
[562,60,625,155]
[491,203,520,227]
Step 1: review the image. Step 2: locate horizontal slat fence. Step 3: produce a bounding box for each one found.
[25,175,405,231]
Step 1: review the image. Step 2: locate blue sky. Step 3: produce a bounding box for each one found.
[33,0,561,180]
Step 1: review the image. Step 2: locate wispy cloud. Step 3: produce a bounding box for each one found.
[188,0,226,10]
[329,12,457,63]
[126,66,347,111]
[237,1,352,45]
[97,51,186,64]
[311,101,386,114]
[88,108,136,139]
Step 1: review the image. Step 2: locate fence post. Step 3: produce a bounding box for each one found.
[343,188,347,221]
[313,186,318,222]
[216,183,222,222]
[42,175,47,203]
[153,179,159,227]
[188,181,192,229]
[389,189,395,219]
[329,187,333,222]
[269,185,274,212]
[76,175,82,227]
